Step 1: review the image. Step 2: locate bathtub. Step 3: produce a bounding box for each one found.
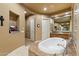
[38,37,67,56]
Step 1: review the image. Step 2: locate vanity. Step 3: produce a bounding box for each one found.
[50,33,70,39]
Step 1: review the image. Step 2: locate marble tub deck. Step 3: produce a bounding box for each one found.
[28,40,76,56]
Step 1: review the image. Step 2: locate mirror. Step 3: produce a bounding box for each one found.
[50,11,72,39]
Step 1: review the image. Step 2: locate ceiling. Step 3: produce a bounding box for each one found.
[21,3,72,15]
[51,11,71,23]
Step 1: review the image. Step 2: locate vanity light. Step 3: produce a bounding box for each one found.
[43,7,47,11]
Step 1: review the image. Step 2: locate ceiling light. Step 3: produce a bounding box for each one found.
[65,12,69,15]
[24,11,27,14]
[64,11,71,15]
[43,7,47,11]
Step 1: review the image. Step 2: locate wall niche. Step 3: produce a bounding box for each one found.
[9,11,19,33]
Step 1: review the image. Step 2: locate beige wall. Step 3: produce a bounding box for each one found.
[70,19,72,32]
[73,3,79,55]
[25,15,50,41]
[0,3,25,55]
[35,15,42,41]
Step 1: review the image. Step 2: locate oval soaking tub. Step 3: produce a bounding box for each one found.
[38,37,67,56]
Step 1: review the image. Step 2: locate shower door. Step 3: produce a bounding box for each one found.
[42,18,50,40]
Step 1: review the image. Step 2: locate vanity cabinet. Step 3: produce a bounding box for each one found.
[50,33,70,39]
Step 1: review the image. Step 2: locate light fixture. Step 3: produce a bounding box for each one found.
[75,9,79,13]
[74,9,79,14]
[43,7,47,11]
[64,12,69,15]
[64,11,71,15]
[24,11,27,14]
